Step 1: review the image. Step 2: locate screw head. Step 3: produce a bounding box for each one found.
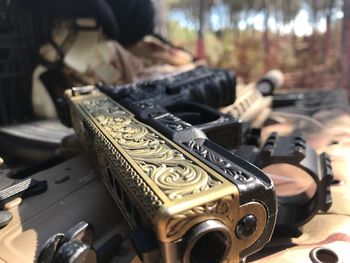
[235,214,257,239]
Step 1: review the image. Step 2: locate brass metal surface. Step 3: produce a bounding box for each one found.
[66,89,268,262]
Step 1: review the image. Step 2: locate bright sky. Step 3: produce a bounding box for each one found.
[239,9,344,37]
[237,9,318,36]
[170,5,344,37]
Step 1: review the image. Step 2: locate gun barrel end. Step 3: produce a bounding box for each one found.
[183,220,231,263]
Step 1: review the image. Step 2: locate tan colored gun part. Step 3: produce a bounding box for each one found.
[221,82,272,128]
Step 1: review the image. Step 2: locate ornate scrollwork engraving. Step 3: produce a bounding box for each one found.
[151,112,192,131]
[166,197,233,237]
[79,96,222,200]
[185,140,251,182]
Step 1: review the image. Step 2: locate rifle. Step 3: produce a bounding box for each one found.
[61,67,277,263]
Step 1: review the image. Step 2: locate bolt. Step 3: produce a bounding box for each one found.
[235,214,257,239]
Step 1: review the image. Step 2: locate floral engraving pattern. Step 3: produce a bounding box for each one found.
[76,104,162,218]
[166,197,233,237]
[184,140,251,182]
[80,97,222,200]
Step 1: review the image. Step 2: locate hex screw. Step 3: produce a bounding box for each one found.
[236,214,257,239]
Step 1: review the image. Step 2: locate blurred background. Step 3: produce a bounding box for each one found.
[154,0,350,90]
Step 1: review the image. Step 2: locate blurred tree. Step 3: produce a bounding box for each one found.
[164,0,344,88]
[271,0,282,34]
[342,0,350,93]
[306,0,324,59]
[306,0,337,60]
[153,0,168,36]
[282,1,302,34]
[263,0,270,66]
[168,0,217,58]
[167,0,217,24]
[324,0,336,58]
[221,0,245,31]
[282,0,302,54]
[197,0,207,58]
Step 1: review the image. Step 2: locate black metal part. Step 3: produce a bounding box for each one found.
[165,102,243,149]
[57,97,73,128]
[0,178,47,208]
[95,234,123,263]
[236,131,333,228]
[0,120,74,163]
[272,93,304,108]
[236,215,258,240]
[257,79,276,96]
[8,155,71,179]
[260,132,333,227]
[99,66,236,109]
[309,247,340,263]
[54,240,91,263]
[257,71,283,96]
[37,233,65,263]
[21,179,48,198]
[38,221,97,263]
[131,226,160,261]
[60,221,95,247]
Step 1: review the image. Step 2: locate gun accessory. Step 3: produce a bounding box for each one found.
[235,131,333,228]
[65,86,277,263]
[220,83,272,128]
[0,178,48,209]
[99,66,236,109]
[38,221,96,263]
